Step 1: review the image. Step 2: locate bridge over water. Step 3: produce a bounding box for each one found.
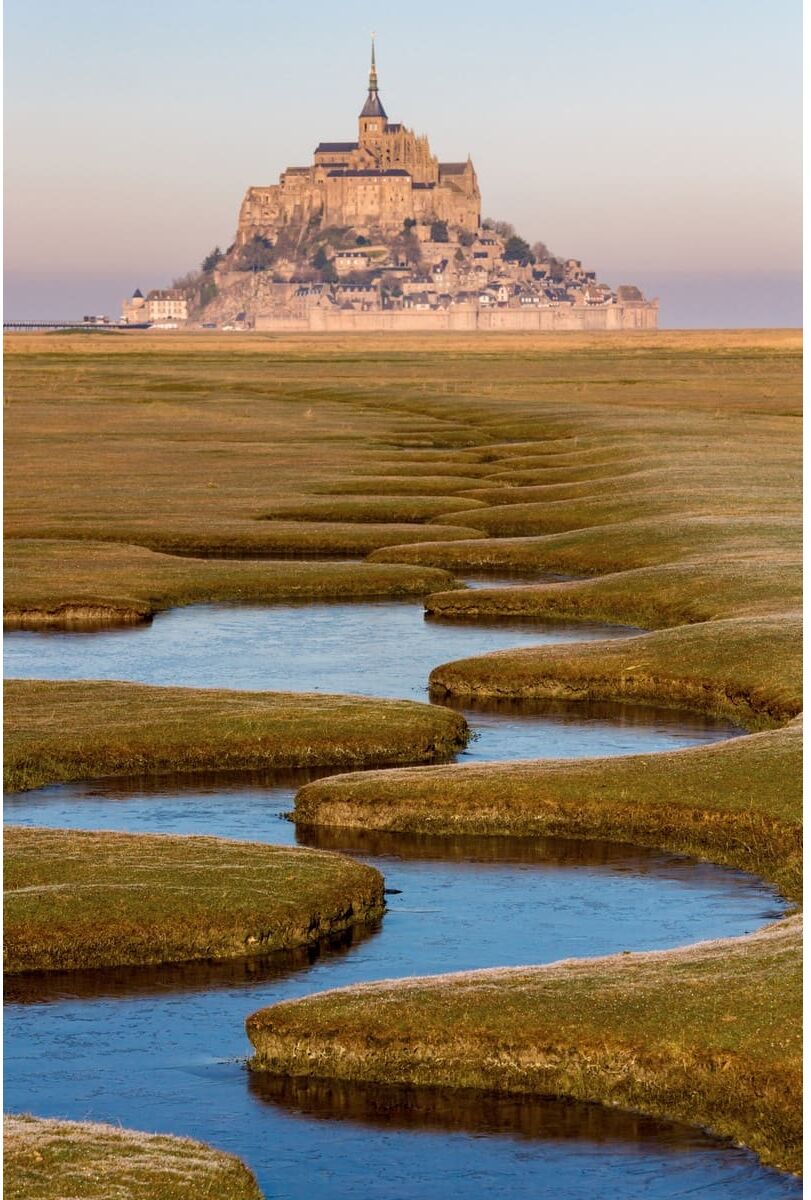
[4,321,150,331]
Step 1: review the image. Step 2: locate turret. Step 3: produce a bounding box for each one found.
[359,36,387,145]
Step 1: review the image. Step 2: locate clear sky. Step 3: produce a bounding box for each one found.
[4,0,802,325]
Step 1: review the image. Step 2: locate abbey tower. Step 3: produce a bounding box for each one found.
[236,39,480,244]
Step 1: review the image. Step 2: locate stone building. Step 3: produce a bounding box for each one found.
[236,40,480,243]
[121,288,188,324]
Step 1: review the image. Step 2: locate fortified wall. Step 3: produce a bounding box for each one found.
[255,303,658,334]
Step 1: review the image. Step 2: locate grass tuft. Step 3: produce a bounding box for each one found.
[4,1113,264,1199]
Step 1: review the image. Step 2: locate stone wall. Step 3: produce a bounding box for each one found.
[254,304,659,333]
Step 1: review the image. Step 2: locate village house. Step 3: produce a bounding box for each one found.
[121,288,188,324]
[333,250,371,275]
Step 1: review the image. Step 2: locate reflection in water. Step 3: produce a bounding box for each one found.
[250,1073,723,1150]
[2,600,640,705]
[4,925,378,1007]
[460,571,578,589]
[295,825,712,872]
[3,601,742,762]
[240,1076,803,1197]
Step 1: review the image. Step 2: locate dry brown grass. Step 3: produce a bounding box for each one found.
[5,826,385,972]
[4,1113,263,1199]
[295,721,802,899]
[4,679,469,793]
[4,538,461,627]
[429,615,801,728]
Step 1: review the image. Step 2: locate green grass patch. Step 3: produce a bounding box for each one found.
[258,495,486,523]
[5,826,385,972]
[370,514,800,575]
[4,679,469,793]
[429,616,801,728]
[4,1114,263,1200]
[308,474,488,494]
[4,539,461,627]
[425,555,801,627]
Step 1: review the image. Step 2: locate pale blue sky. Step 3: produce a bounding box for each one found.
[4,0,802,324]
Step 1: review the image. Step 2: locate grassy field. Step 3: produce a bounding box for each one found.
[5,826,385,972]
[4,328,802,1170]
[4,1114,263,1200]
[429,616,801,727]
[4,679,469,793]
[5,539,460,627]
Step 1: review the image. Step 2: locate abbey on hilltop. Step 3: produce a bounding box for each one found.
[123,40,658,332]
[237,40,480,243]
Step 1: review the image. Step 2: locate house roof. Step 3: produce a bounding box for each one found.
[327,169,409,178]
[439,162,468,175]
[315,141,358,153]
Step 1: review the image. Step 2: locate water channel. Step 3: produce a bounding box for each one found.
[4,595,800,1198]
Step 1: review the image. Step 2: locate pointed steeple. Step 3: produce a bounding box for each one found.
[360,34,387,119]
[369,34,378,91]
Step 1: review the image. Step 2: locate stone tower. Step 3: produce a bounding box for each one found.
[358,37,387,149]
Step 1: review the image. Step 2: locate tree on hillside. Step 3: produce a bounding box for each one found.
[172,270,202,293]
[430,220,449,243]
[311,245,337,282]
[504,235,534,263]
[199,280,218,308]
[458,230,475,246]
[395,228,422,267]
[202,247,224,274]
[238,235,275,272]
[483,218,515,239]
[531,241,551,263]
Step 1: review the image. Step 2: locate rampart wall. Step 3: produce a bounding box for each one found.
[254,304,659,333]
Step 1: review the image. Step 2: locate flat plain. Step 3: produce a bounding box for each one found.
[4,328,802,1186]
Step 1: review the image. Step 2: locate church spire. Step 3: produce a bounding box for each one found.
[360,33,387,119]
[369,34,378,92]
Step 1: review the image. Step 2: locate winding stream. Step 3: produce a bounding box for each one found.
[4,596,800,1198]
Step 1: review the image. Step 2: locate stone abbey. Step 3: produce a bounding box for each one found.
[237,41,480,244]
[123,40,658,331]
